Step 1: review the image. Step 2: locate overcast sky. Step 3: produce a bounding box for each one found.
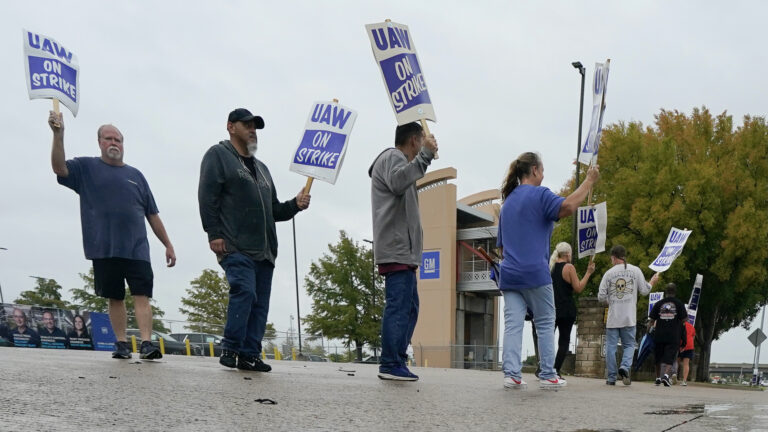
[1,1,766,364]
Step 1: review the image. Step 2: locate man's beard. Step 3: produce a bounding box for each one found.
[106,147,122,160]
[247,141,258,156]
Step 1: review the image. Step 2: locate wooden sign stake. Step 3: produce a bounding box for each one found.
[52,98,61,127]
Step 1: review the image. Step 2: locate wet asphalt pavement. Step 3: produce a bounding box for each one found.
[2,348,765,431]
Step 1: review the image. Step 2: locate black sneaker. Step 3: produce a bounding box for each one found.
[619,367,631,386]
[219,349,237,368]
[606,380,616,385]
[655,378,662,386]
[112,341,132,359]
[661,374,671,387]
[237,354,271,372]
[140,340,162,360]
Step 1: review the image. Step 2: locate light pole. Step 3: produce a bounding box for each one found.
[292,219,302,354]
[0,247,6,304]
[363,239,378,359]
[571,61,586,252]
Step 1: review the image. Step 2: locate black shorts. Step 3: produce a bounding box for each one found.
[93,258,153,300]
[678,349,694,360]
[654,342,678,365]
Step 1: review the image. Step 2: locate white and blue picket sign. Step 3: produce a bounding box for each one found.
[578,60,610,166]
[649,227,693,272]
[23,29,80,116]
[366,21,436,125]
[289,101,357,185]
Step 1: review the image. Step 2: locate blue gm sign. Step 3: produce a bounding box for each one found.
[420,251,440,280]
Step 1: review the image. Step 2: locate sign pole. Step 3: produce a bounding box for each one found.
[52,98,61,127]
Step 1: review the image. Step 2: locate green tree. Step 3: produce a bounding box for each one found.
[70,268,170,332]
[556,107,768,381]
[15,277,70,309]
[303,231,384,361]
[179,269,229,334]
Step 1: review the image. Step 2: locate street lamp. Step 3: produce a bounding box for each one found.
[363,239,378,359]
[571,61,586,253]
[0,247,6,304]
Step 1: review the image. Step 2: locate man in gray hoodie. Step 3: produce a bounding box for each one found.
[369,122,438,381]
[198,108,310,372]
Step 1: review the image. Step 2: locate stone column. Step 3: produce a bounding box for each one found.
[575,297,606,378]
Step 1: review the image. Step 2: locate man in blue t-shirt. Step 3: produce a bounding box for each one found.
[10,308,39,348]
[48,111,176,361]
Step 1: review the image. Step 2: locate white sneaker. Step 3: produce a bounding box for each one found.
[540,376,567,390]
[503,376,528,389]
[671,373,678,385]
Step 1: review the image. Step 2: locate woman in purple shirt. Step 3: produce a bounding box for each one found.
[498,152,598,390]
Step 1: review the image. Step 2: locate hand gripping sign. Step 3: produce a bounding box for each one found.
[366,20,438,157]
[578,60,610,166]
[648,227,692,272]
[23,29,80,117]
[289,100,357,192]
[577,202,607,259]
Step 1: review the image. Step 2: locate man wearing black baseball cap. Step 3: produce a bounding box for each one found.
[198,108,310,372]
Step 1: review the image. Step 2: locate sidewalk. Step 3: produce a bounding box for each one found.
[3,348,764,431]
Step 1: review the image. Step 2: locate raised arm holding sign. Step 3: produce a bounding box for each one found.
[289,99,358,193]
[23,30,80,121]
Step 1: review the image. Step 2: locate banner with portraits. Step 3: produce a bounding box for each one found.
[0,303,110,351]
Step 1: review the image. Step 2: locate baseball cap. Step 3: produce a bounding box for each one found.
[228,108,264,129]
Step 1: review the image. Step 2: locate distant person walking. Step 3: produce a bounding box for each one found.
[549,242,595,377]
[678,319,695,386]
[650,283,687,387]
[598,245,658,385]
[49,112,175,360]
[369,122,438,381]
[497,151,598,390]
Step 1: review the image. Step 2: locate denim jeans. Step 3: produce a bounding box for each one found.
[380,270,419,370]
[502,284,557,380]
[605,326,636,382]
[219,253,274,356]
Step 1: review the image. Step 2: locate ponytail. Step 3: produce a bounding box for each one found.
[501,152,541,200]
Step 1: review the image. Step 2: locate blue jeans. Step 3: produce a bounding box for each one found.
[219,253,274,356]
[380,270,419,370]
[502,285,557,380]
[605,326,636,382]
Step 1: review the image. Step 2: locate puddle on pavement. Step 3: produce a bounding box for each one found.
[644,403,734,416]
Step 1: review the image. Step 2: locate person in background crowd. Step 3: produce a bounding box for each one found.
[678,319,695,386]
[650,283,688,387]
[549,242,595,378]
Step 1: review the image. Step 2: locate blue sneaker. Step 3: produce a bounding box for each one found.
[402,365,419,380]
[378,366,418,381]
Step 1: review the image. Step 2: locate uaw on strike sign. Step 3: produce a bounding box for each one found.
[365,21,435,124]
[23,29,80,116]
[289,101,357,184]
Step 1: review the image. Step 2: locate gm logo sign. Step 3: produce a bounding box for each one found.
[420,251,440,280]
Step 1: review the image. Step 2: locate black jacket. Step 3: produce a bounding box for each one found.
[198,140,300,264]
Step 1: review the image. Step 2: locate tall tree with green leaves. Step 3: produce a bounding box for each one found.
[553,107,768,381]
[15,277,70,309]
[70,268,169,332]
[303,231,384,361]
[179,269,229,334]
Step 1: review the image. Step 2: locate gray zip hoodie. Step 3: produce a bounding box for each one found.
[198,140,300,264]
[368,146,434,267]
